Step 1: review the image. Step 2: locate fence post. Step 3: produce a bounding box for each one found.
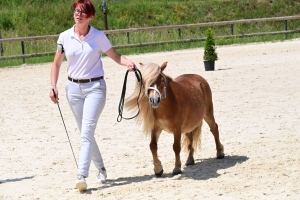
[0,30,3,56]
[178,28,181,39]
[284,20,288,39]
[127,32,130,44]
[21,41,25,63]
[230,24,234,35]
[101,0,108,37]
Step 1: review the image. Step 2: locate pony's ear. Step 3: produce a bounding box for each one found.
[160,62,168,72]
[139,62,144,66]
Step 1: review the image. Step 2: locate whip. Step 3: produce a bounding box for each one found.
[51,86,78,168]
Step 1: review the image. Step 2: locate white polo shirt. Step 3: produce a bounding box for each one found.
[57,25,112,79]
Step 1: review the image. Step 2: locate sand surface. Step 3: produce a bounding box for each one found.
[0,39,300,199]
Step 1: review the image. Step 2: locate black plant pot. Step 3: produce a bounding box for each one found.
[204,60,215,71]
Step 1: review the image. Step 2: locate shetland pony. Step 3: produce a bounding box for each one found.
[125,62,224,176]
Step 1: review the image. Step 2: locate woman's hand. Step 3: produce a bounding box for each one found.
[49,86,59,104]
[126,60,136,71]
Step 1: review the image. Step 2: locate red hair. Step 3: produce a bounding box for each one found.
[72,0,96,18]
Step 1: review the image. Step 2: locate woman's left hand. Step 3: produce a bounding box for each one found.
[126,61,136,72]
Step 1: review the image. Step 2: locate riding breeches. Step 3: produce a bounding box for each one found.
[66,79,106,178]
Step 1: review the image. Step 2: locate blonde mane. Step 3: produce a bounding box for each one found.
[124,63,161,136]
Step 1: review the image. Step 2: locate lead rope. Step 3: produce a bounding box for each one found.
[117,68,143,122]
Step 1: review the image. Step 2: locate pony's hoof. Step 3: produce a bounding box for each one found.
[155,170,164,177]
[216,152,225,159]
[172,168,182,176]
[185,158,195,166]
[217,145,225,159]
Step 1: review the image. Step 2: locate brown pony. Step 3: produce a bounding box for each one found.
[125,62,224,176]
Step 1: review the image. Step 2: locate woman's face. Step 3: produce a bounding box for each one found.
[73,5,93,24]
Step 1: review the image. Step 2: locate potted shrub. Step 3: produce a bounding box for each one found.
[203,28,218,71]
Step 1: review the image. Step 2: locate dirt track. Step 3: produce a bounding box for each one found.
[0,39,299,199]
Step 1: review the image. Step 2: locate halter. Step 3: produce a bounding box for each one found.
[147,72,167,99]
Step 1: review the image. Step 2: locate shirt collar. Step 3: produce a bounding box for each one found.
[70,24,94,39]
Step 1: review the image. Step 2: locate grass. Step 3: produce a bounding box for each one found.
[1,0,300,67]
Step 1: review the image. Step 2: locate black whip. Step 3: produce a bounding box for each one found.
[51,87,78,168]
[117,68,143,122]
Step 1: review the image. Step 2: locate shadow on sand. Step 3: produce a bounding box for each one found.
[217,68,232,71]
[179,155,248,180]
[83,155,248,194]
[0,176,34,184]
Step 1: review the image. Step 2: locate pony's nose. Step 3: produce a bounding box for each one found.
[149,97,161,107]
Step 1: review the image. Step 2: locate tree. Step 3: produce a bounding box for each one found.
[203,28,218,61]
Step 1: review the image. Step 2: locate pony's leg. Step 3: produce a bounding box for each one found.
[201,82,224,159]
[202,82,224,159]
[184,132,195,166]
[204,114,224,159]
[172,131,182,175]
[150,129,163,177]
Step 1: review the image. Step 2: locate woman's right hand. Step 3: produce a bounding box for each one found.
[49,87,59,103]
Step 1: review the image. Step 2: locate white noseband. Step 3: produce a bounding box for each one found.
[147,85,162,100]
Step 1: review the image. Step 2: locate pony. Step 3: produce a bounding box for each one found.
[125,62,224,176]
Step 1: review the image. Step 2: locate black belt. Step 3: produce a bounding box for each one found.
[68,76,103,83]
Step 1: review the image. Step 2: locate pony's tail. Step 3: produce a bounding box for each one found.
[182,122,202,153]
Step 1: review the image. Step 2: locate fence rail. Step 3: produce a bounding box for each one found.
[0,16,300,61]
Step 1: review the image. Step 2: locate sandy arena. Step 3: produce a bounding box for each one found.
[0,39,299,199]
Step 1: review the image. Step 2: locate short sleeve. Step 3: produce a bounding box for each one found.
[56,34,64,53]
[99,32,112,53]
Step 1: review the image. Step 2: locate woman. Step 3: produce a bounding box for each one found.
[49,0,136,191]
